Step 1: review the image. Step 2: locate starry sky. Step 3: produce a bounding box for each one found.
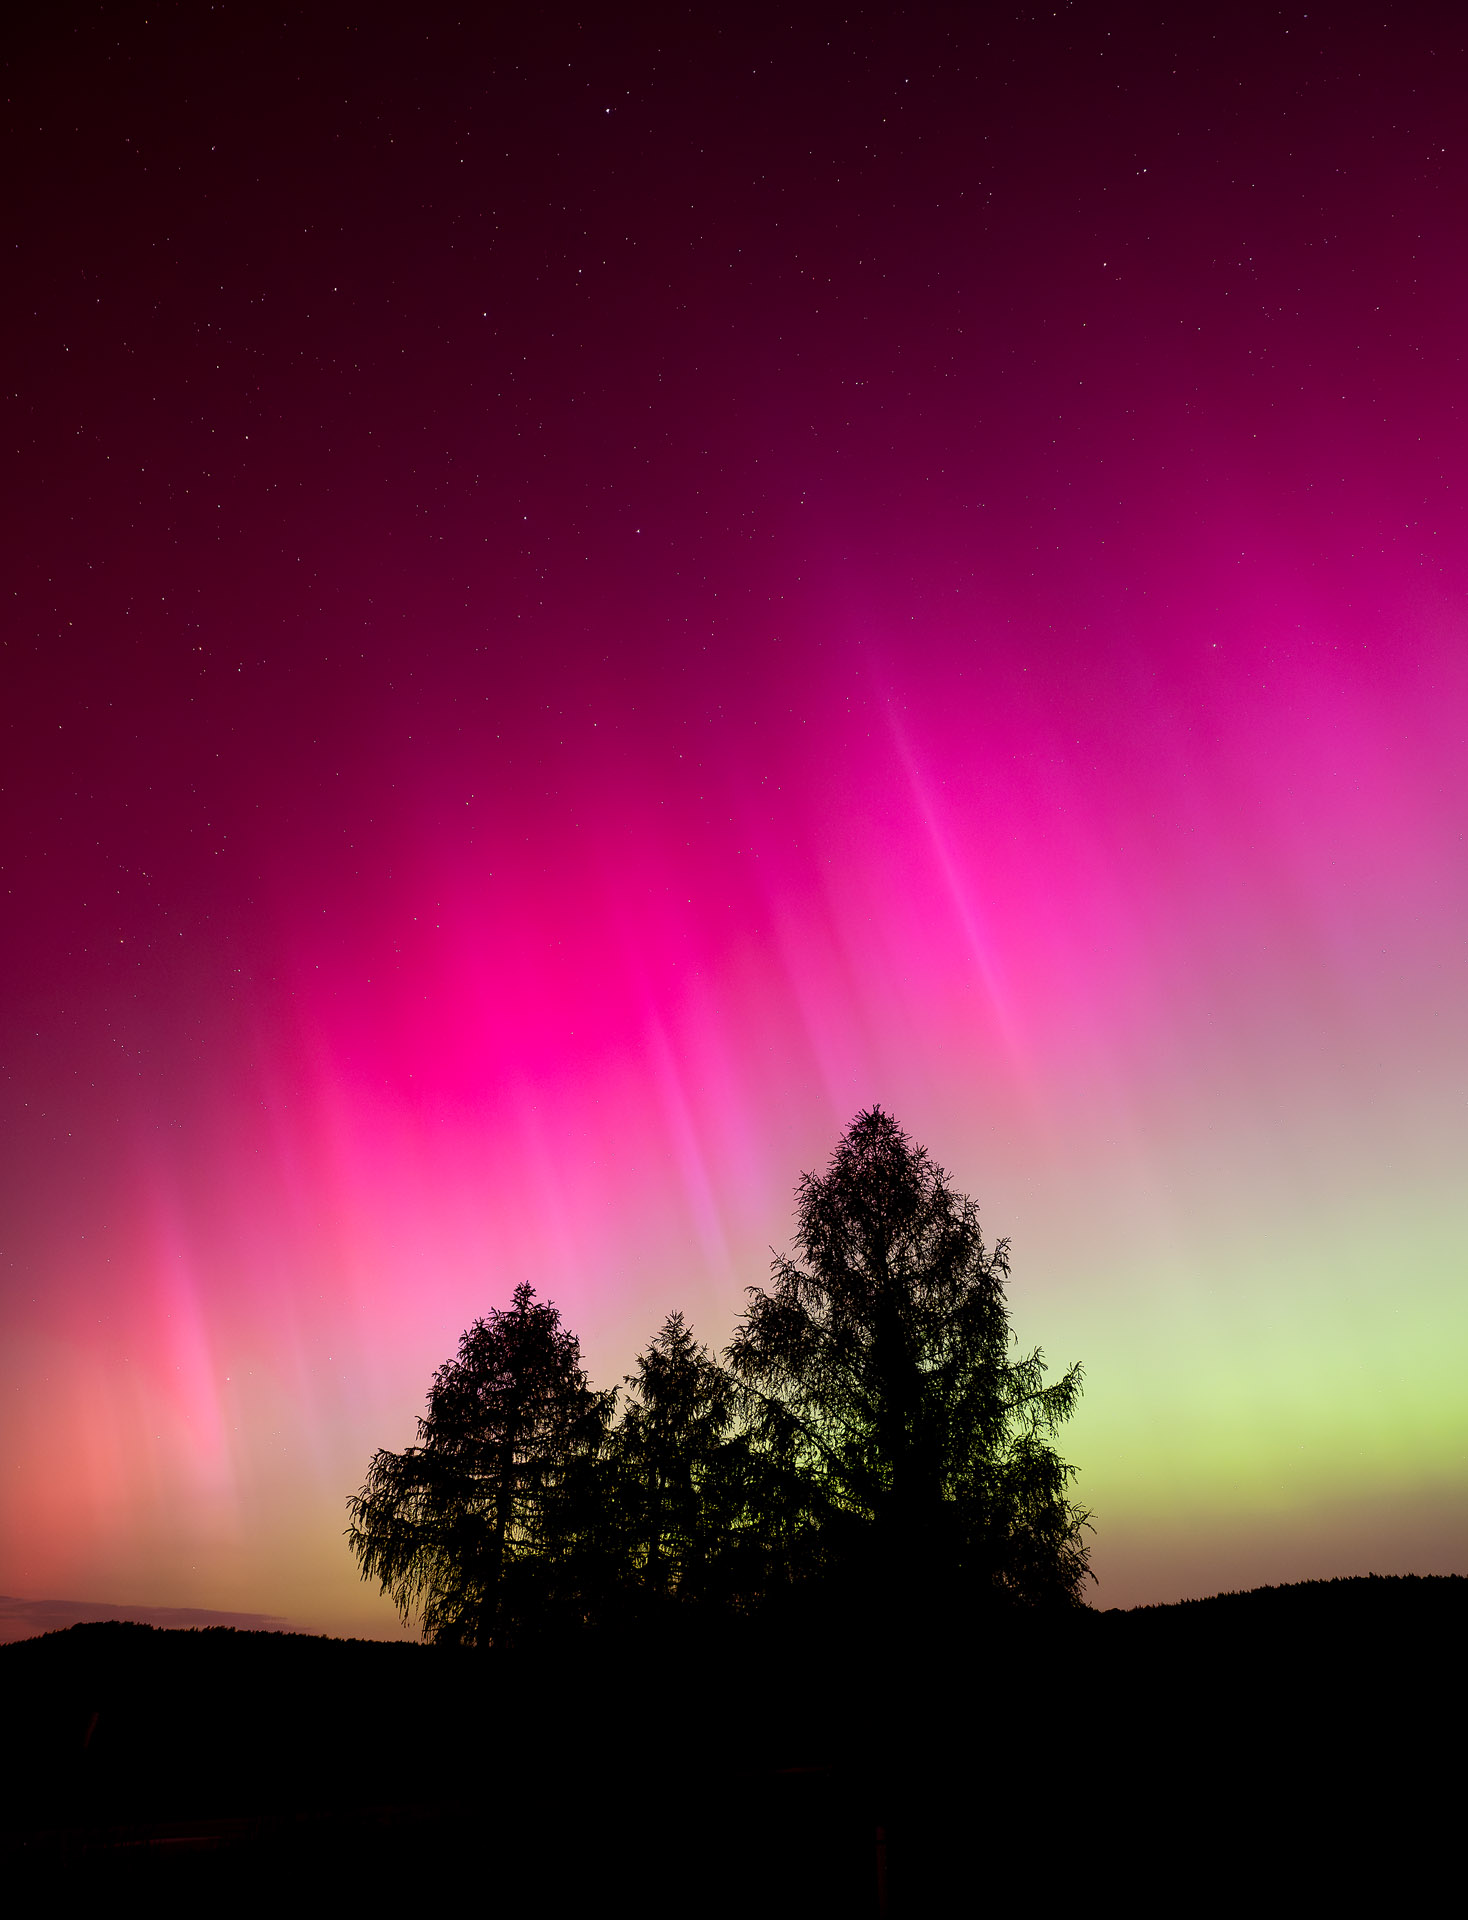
[4,4,1467,1635]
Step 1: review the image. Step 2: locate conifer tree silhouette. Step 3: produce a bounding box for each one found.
[347,1283,613,1644]
[612,1312,738,1603]
[349,1113,1090,1642]
[726,1107,1091,1611]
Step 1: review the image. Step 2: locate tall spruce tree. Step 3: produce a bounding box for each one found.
[726,1107,1091,1611]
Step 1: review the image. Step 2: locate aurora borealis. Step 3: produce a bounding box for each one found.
[4,7,1467,1637]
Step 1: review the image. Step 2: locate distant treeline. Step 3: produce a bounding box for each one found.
[347,1109,1090,1644]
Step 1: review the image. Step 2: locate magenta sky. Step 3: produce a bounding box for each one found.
[4,7,1467,1633]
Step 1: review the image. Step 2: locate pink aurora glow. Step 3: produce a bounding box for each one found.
[4,10,1467,1628]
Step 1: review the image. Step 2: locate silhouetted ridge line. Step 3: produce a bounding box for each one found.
[0,1596,296,1644]
[1109,1572,1468,1616]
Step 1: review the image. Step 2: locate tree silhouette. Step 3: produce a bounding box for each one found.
[612,1312,736,1603]
[726,1107,1091,1612]
[606,1310,803,1615]
[347,1283,613,1645]
[349,1113,1090,1641]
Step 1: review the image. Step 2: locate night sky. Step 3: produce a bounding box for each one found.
[4,5,1467,1635]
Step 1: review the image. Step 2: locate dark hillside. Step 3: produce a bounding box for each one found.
[2,1577,1462,1911]
[1,1611,873,1912]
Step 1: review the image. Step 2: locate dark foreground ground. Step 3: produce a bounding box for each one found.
[2,1575,1462,1912]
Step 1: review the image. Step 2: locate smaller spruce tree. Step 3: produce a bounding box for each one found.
[347,1282,613,1645]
